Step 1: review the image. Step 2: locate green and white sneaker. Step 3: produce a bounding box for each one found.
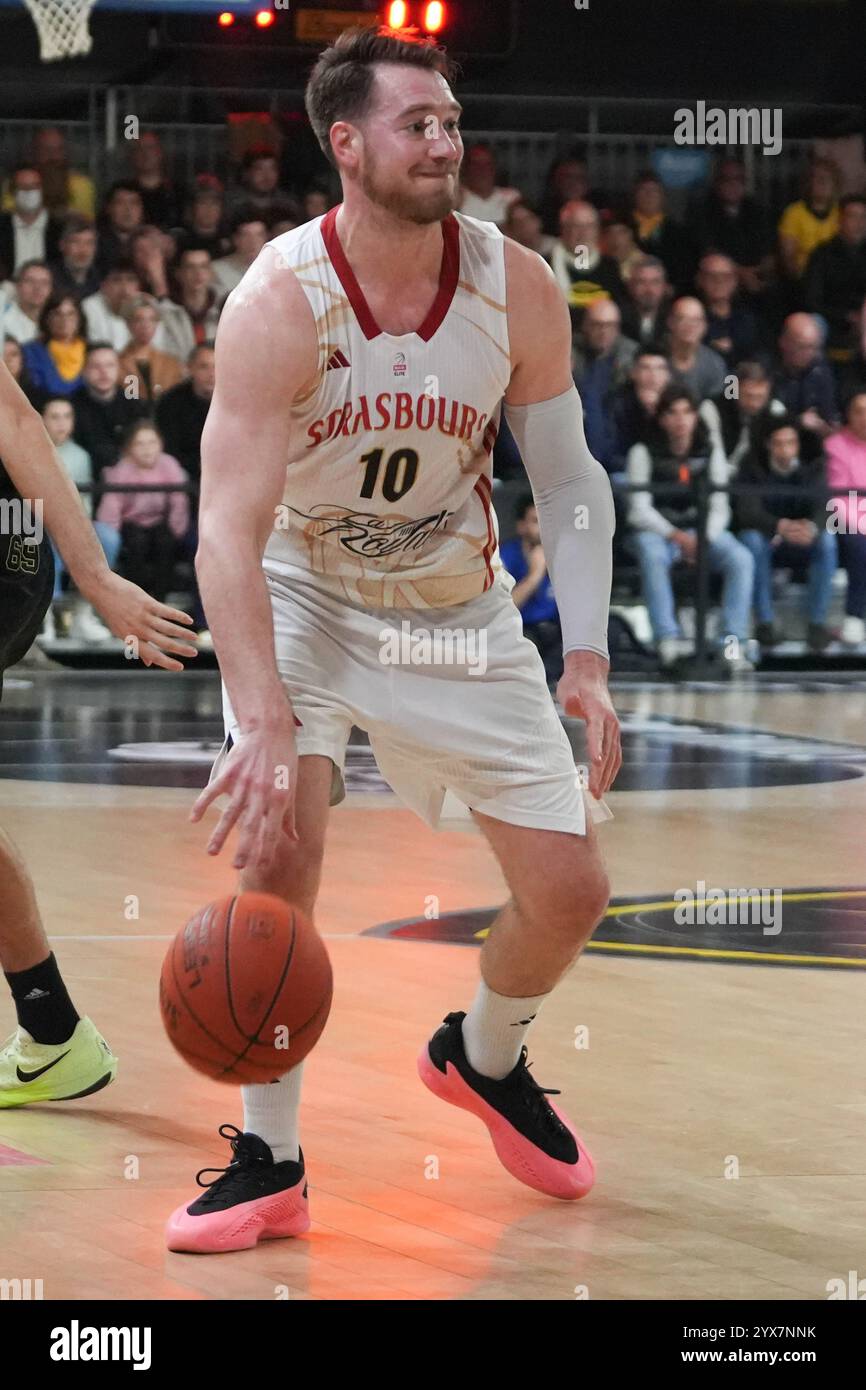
[0,1017,117,1107]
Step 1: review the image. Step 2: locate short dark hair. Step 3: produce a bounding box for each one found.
[121,417,161,453]
[188,341,215,364]
[85,340,118,359]
[514,492,537,521]
[60,213,95,240]
[12,162,40,181]
[656,384,698,417]
[634,344,668,362]
[105,179,143,203]
[733,359,770,384]
[101,259,139,280]
[228,205,269,237]
[15,258,50,280]
[305,26,456,168]
[839,193,866,212]
[240,145,278,173]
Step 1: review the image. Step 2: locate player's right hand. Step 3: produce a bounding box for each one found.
[190,721,300,871]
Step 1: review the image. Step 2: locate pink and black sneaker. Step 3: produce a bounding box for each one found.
[166,1124,310,1253]
[418,1011,595,1200]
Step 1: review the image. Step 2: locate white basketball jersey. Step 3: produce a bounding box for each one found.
[262,208,512,609]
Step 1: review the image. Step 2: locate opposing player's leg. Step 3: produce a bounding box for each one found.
[419,815,609,1200]
[0,827,118,1108]
[166,753,334,1253]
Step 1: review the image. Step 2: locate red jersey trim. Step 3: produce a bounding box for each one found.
[473,472,496,591]
[320,206,460,343]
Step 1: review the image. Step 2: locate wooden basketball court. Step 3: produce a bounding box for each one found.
[1,671,864,1301]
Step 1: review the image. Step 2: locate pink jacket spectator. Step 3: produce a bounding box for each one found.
[96,453,191,540]
[825,428,866,534]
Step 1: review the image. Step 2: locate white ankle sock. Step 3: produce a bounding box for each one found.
[460,980,548,1081]
[242,1063,303,1163]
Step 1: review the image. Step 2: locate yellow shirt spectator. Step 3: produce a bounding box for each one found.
[778,199,839,277]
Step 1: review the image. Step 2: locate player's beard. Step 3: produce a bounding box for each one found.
[360,152,458,225]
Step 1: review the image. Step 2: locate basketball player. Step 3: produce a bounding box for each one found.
[0,357,197,1106]
[167,28,620,1253]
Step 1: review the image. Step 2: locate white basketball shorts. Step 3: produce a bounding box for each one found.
[214,566,613,836]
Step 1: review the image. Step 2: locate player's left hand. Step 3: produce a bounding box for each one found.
[78,570,199,671]
[557,656,621,798]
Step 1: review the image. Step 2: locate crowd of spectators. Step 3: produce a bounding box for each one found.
[489,144,866,673]
[2,125,866,673]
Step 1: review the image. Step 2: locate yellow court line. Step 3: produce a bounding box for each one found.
[601,889,866,916]
[471,887,866,967]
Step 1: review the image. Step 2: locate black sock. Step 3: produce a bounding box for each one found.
[4,953,80,1045]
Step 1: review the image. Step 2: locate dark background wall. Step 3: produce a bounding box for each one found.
[0,0,861,131]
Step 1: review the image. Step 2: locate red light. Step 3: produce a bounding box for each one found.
[386,1,408,28]
[217,10,234,24]
[255,8,274,26]
[423,1,445,31]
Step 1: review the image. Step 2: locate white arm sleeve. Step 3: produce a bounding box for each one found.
[503,384,615,660]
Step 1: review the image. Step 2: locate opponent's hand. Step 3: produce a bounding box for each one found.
[78,570,198,670]
[557,653,622,799]
[190,720,300,871]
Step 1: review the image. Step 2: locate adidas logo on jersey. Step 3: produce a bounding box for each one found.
[326,349,350,371]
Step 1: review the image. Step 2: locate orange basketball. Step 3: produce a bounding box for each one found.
[159,892,333,1083]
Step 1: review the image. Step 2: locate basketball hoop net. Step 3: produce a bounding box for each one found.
[23,0,97,61]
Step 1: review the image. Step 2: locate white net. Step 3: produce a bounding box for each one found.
[23,0,97,61]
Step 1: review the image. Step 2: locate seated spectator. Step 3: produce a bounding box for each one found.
[96,419,190,604]
[837,301,866,405]
[610,346,671,475]
[154,341,214,483]
[1,259,53,345]
[129,225,176,299]
[126,130,179,229]
[550,200,624,325]
[82,262,142,351]
[40,396,120,642]
[772,312,839,437]
[736,416,836,652]
[701,359,786,476]
[118,296,186,402]
[212,209,269,299]
[666,297,727,401]
[49,214,103,300]
[268,200,302,237]
[778,158,840,282]
[628,172,695,293]
[603,217,643,284]
[228,148,288,221]
[22,293,86,397]
[173,178,229,260]
[6,127,96,218]
[627,385,753,668]
[0,165,62,280]
[458,142,520,227]
[155,341,215,636]
[502,199,554,260]
[803,194,866,362]
[3,335,43,407]
[499,494,563,683]
[825,390,866,646]
[572,300,637,469]
[695,251,763,366]
[538,151,596,236]
[620,256,672,347]
[71,342,146,474]
[98,182,145,268]
[158,248,221,362]
[690,156,773,299]
[301,187,331,222]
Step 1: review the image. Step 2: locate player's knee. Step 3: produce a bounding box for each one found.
[531,862,610,943]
